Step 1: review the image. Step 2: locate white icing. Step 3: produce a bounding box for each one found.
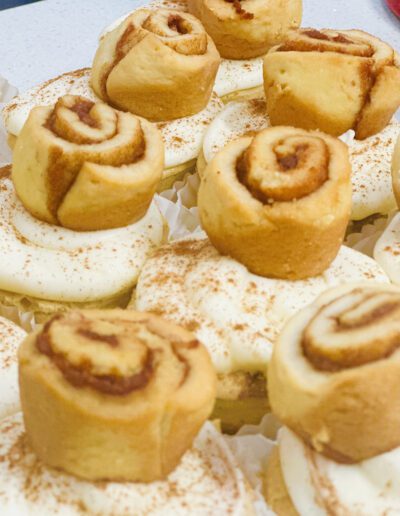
[134,237,389,374]
[280,427,400,516]
[158,93,223,168]
[374,211,400,285]
[214,58,264,98]
[0,415,252,516]
[2,69,223,170]
[202,99,399,221]
[0,318,26,419]
[0,176,165,303]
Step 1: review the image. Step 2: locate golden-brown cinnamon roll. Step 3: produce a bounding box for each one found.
[198,126,351,280]
[12,95,164,231]
[188,0,302,59]
[91,9,220,121]
[391,134,400,207]
[268,283,400,463]
[18,309,216,481]
[263,28,400,139]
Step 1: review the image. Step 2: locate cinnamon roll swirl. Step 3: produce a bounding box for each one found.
[91,9,220,121]
[18,309,216,481]
[268,283,400,463]
[187,0,302,59]
[198,126,351,280]
[263,28,400,139]
[12,95,163,231]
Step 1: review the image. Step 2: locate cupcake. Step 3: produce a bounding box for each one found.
[197,98,400,222]
[132,236,389,431]
[0,96,166,323]
[0,309,261,514]
[0,317,26,419]
[266,283,400,515]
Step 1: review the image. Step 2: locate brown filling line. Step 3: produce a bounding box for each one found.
[224,0,254,20]
[167,14,189,34]
[236,142,329,204]
[36,318,154,396]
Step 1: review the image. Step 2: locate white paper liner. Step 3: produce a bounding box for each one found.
[345,213,395,257]
[223,414,280,516]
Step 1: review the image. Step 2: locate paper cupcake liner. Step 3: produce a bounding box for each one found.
[0,303,36,332]
[224,414,279,516]
[345,212,395,257]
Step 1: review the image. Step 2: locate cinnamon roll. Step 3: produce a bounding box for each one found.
[91,9,220,121]
[198,126,352,280]
[2,69,223,191]
[187,0,302,59]
[0,317,26,419]
[19,309,216,481]
[12,95,163,231]
[263,29,400,139]
[391,133,400,207]
[198,98,400,221]
[132,236,389,431]
[268,283,400,463]
[0,414,258,515]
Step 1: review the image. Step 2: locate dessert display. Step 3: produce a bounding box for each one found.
[266,283,400,515]
[13,95,164,230]
[0,0,399,512]
[132,236,389,431]
[19,309,216,481]
[0,317,26,419]
[187,0,302,59]
[198,98,400,221]
[263,28,400,139]
[198,126,352,279]
[2,70,224,190]
[92,9,220,121]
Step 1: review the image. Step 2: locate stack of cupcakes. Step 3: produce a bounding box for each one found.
[0,0,399,513]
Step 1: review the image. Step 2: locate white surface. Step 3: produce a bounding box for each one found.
[0,0,399,92]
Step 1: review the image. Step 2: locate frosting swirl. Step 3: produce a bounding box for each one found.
[12,95,164,231]
[91,9,220,121]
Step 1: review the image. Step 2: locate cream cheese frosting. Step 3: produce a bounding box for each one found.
[133,237,389,374]
[279,427,400,516]
[374,211,400,284]
[0,318,26,419]
[201,99,399,221]
[0,414,256,515]
[2,69,223,170]
[0,174,165,303]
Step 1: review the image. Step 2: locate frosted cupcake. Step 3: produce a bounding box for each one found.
[0,96,166,323]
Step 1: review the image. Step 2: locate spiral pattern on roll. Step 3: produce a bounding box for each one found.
[237,127,330,203]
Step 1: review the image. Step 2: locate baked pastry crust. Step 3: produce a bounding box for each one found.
[91,9,220,121]
[268,283,400,462]
[19,309,217,481]
[264,448,298,516]
[198,126,352,279]
[263,29,400,139]
[12,95,164,231]
[188,0,302,59]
